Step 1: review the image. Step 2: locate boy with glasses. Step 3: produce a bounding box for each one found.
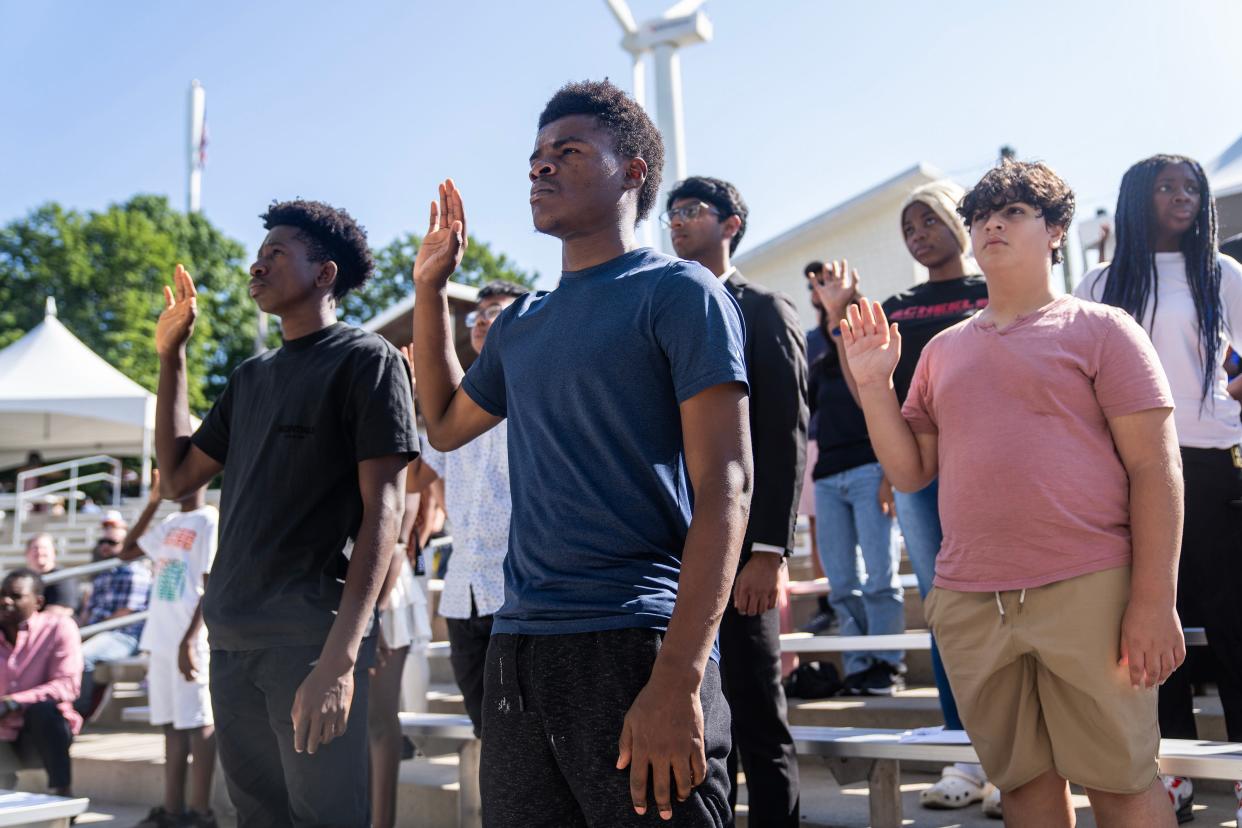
[842,160,1183,827]
[666,175,806,827]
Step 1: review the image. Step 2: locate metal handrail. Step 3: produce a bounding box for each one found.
[42,556,132,585]
[79,609,148,639]
[12,455,122,546]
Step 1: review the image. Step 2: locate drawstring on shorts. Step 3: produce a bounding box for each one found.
[994,589,1027,620]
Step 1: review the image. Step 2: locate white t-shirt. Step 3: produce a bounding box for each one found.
[137,505,219,654]
[1076,253,1242,449]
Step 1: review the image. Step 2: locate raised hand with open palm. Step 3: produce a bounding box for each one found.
[840,298,902,389]
[156,264,198,359]
[412,179,468,289]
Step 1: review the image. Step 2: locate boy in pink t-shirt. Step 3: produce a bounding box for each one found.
[842,160,1184,828]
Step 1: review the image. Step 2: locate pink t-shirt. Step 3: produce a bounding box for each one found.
[902,295,1174,592]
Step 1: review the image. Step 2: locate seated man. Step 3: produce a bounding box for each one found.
[74,525,151,717]
[0,569,84,796]
[24,533,80,618]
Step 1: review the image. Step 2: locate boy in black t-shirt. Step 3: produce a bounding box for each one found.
[152,201,417,826]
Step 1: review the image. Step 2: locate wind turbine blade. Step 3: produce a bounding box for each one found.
[604,0,639,33]
[662,0,705,19]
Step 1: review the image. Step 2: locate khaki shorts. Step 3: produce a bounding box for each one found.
[925,566,1159,794]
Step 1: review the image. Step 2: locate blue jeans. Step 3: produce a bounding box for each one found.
[74,629,139,715]
[813,462,904,675]
[892,478,963,731]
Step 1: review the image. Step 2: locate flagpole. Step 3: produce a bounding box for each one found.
[187,80,205,214]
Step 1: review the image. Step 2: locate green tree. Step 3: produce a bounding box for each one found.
[338,232,538,326]
[0,195,255,413]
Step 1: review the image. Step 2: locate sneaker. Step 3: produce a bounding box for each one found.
[981,784,1002,819]
[800,609,839,635]
[1161,774,1194,824]
[134,808,184,828]
[856,661,906,696]
[184,811,218,828]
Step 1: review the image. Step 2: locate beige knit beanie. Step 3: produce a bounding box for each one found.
[900,180,970,255]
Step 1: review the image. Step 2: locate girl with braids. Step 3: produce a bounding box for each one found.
[1077,154,1242,824]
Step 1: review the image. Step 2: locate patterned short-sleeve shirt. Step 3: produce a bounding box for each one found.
[421,425,511,619]
[85,561,152,639]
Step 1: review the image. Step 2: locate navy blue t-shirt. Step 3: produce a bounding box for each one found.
[461,248,748,636]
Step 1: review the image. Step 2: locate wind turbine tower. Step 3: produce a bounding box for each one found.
[187,80,206,214]
[605,0,713,249]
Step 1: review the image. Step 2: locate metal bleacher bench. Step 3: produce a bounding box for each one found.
[399,712,1242,828]
[0,791,88,828]
[0,745,89,826]
[780,627,1210,654]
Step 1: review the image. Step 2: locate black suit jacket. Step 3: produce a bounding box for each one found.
[724,269,809,566]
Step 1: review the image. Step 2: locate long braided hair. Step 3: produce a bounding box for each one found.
[1092,154,1222,405]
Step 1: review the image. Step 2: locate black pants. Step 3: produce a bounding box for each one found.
[210,644,373,827]
[446,598,494,736]
[718,602,800,827]
[480,628,732,827]
[12,701,73,789]
[1159,447,1242,740]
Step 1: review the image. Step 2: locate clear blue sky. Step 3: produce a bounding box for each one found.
[3,1,1241,291]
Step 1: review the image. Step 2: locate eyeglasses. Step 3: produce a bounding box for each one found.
[465,305,505,327]
[659,203,721,229]
[97,539,120,547]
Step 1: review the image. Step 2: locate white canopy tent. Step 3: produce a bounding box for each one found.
[0,298,156,476]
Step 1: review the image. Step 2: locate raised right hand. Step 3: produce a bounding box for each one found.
[412,179,468,290]
[807,259,860,321]
[155,264,198,358]
[840,299,901,388]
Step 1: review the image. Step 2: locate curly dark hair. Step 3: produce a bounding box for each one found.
[260,200,375,298]
[476,280,528,301]
[666,177,749,254]
[958,160,1076,264]
[538,80,664,223]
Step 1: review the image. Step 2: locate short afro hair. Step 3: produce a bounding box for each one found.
[260,200,375,298]
[476,280,528,302]
[538,80,664,224]
[958,160,1076,264]
[667,177,749,254]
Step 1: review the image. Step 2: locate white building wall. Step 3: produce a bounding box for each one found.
[735,189,931,330]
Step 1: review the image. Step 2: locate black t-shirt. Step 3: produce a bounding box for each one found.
[805,326,828,441]
[192,323,419,651]
[43,571,79,613]
[882,276,989,403]
[809,346,876,479]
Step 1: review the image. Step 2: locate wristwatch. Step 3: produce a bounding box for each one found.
[0,698,21,716]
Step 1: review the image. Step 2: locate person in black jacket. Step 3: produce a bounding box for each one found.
[667,176,808,827]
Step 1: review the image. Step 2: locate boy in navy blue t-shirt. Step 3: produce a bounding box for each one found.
[411,80,752,827]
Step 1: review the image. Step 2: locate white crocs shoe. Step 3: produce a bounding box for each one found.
[1161,774,1194,824]
[920,765,987,809]
[981,784,1002,819]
